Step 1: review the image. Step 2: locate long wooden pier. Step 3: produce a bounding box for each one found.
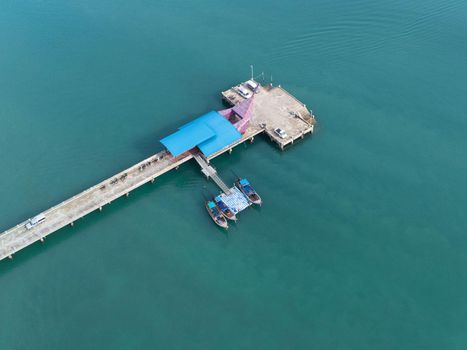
[0,150,193,261]
[0,81,316,261]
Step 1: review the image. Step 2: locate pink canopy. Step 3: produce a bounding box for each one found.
[218,96,254,134]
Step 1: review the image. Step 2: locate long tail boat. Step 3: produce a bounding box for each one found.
[235,178,262,206]
[205,200,228,229]
[214,195,237,221]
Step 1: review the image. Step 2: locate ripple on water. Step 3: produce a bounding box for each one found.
[266,0,466,65]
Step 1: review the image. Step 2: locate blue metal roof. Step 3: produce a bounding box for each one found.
[160,111,242,157]
[160,123,214,157]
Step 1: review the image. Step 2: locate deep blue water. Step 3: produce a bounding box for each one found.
[1,0,467,349]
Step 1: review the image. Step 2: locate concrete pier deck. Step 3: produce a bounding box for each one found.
[222,82,316,150]
[1,81,317,261]
[0,151,192,261]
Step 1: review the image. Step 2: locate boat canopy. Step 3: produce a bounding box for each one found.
[240,179,250,186]
[208,201,216,209]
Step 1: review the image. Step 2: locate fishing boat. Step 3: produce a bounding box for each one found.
[235,178,262,206]
[214,195,237,221]
[205,200,228,229]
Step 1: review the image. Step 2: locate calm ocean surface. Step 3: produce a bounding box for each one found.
[1,0,467,349]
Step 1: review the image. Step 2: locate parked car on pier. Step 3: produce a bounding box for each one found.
[274,128,287,139]
[245,80,259,92]
[25,213,46,230]
[235,85,252,99]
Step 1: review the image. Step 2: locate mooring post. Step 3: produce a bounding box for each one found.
[40,237,44,243]
[229,148,232,154]
[126,192,130,197]
[99,206,102,212]
[70,222,74,227]
[8,255,13,260]
[250,137,254,143]
[176,166,179,170]
[151,178,155,183]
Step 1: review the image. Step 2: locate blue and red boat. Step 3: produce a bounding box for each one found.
[205,200,228,229]
[214,195,237,221]
[235,178,262,206]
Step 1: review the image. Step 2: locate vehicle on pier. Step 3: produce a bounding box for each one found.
[25,213,46,230]
[235,85,252,99]
[274,128,288,139]
[235,178,262,206]
[205,201,228,229]
[214,195,237,221]
[245,80,259,93]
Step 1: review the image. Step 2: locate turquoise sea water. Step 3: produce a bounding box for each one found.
[1,0,467,348]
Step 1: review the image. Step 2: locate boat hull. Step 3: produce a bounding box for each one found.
[205,202,228,228]
[235,181,262,206]
[214,196,237,221]
[221,210,237,221]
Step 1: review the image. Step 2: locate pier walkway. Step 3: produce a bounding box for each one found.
[193,153,231,194]
[0,150,192,261]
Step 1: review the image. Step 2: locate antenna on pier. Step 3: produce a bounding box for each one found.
[250,65,254,80]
